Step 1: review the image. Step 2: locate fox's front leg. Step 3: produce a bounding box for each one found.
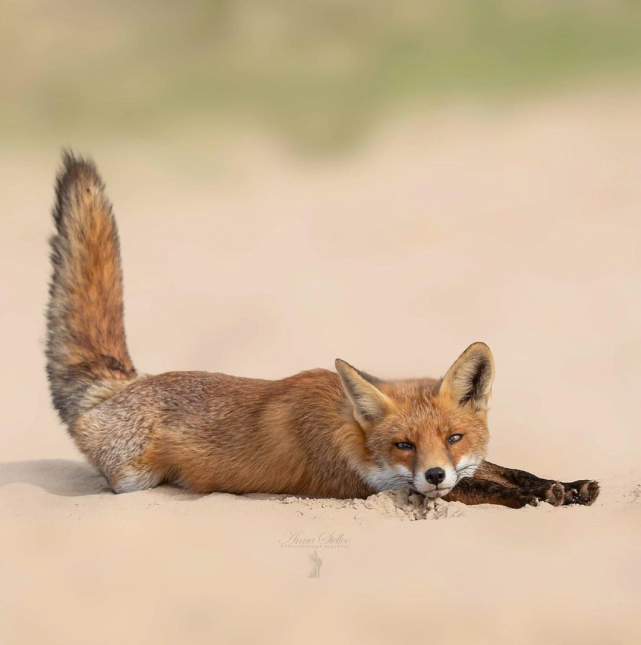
[474,461,600,506]
[443,476,565,508]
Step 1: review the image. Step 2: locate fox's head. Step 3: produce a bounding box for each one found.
[336,343,494,498]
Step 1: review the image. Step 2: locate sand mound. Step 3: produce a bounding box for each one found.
[278,489,467,521]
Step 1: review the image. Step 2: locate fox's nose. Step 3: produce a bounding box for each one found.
[425,467,446,485]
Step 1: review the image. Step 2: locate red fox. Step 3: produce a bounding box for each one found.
[46,153,599,508]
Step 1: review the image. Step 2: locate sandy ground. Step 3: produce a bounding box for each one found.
[1,87,641,643]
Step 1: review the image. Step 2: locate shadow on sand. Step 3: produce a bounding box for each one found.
[0,460,304,502]
[0,459,110,497]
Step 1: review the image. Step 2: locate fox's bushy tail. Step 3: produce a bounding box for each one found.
[46,152,136,427]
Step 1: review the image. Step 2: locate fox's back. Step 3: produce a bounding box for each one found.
[75,368,369,496]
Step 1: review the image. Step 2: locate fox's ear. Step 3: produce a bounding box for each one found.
[439,343,495,416]
[335,359,392,428]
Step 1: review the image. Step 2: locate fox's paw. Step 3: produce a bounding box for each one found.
[521,482,565,507]
[539,481,565,507]
[562,480,600,506]
[510,491,540,508]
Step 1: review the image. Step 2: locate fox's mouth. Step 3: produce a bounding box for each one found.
[410,473,459,498]
[423,487,452,499]
[410,486,453,498]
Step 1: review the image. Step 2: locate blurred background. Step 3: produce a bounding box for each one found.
[2,0,641,474]
[4,1,641,152]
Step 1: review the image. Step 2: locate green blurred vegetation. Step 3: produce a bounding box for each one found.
[2,0,641,152]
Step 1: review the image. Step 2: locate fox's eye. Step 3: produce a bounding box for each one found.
[394,442,414,451]
[447,433,464,445]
